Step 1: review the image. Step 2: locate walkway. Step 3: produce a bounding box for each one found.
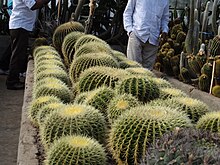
[0,75,24,165]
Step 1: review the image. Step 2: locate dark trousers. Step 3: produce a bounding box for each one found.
[6,28,29,83]
[0,43,11,70]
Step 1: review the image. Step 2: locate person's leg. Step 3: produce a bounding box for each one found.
[0,43,11,71]
[6,28,29,89]
[142,41,158,70]
[127,32,143,65]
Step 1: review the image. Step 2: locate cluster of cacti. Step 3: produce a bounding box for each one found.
[143,128,220,164]
[69,52,119,83]
[45,135,107,165]
[116,76,160,103]
[52,21,85,54]
[40,104,107,149]
[196,111,220,133]
[109,105,191,165]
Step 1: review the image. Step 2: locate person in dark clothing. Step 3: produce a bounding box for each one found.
[6,0,51,90]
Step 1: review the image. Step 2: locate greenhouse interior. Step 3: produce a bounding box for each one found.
[0,0,220,165]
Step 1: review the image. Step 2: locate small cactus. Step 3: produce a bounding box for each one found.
[212,85,220,98]
[69,52,119,83]
[52,21,85,53]
[116,76,160,103]
[210,35,220,56]
[197,111,220,133]
[40,104,107,149]
[125,67,156,77]
[159,87,187,99]
[143,128,220,165]
[45,135,107,165]
[198,74,211,92]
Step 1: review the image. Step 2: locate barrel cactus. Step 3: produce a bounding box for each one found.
[149,77,172,88]
[69,52,119,83]
[109,105,192,165]
[40,104,107,149]
[45,135,107,165]
[159,87,187,99]
[52,21,85,53]
[116,76,160,103]
[33,45,59,59]
[150,97,210,123]
[119,59,142,69]
[201,62,212,78]
[107,93,140,124]
[74,34,108,51]
[36,102,65,127]
[212,85,220,98]
[143,128,220,165]
[28,96,61,126]
[73,41,113,60]
[34,77,72,103]
[197,111,220,133]
[61,31,85,66]
[125,67,156,77]
[111,50,126,62]
[74,86,115,116]
[77,66,130,92]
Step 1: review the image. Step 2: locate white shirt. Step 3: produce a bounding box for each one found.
[123,0,169,46]
[9,0,37,31]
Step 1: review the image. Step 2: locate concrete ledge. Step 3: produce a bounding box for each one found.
[17,60,38,165]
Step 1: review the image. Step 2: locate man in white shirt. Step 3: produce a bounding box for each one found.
[6,0,50,90]
[123,0,169,70]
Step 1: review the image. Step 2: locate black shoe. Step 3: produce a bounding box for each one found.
[6,81,25,90]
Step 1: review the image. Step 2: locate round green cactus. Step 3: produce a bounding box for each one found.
[188,55,202,77]
[52,21,85,53]
[179,67,192,83]
[119,59,142,69]
[69,52,119,83]
[107,93,140,124]
[144,128,220,165]
[159,87,187,99]
[73,41,113,60]
[149,97,210,123]
[116,76,160,103]
[36,102,65,127]
[111,50,126,62]
[77,66,130,92]
[40,104,107,149]
[45,135,107,165]
[61,31,85,67]
[196,111,220,133]
[35,60,66,72]
[125,67,156,77]
[74,86,115,116]
[212,85,220,98]
[74,34,108,51]
[148,77,172,88]
[28,96,61,126]
[34,77,72,103]
[33,45,58,59]
[109,105,192,165]
[35,53,62,66]
[35,68,69,85]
